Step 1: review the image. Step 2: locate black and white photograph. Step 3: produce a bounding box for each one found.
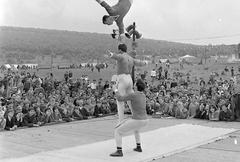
[0,0,240,162]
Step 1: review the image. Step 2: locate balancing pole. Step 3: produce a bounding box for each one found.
[131,22,136,84]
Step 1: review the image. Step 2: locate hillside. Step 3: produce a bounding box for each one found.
[0,26,237,64]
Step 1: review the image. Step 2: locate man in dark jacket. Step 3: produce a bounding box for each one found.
[4,109,17,131]
[23,107,40,127]
[219,104,234,121]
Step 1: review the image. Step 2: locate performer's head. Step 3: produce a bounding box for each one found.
[118,44,127,53]
[135,79,146,92]
[102,15,119,25]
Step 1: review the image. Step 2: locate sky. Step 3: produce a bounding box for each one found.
[1,0,240,45]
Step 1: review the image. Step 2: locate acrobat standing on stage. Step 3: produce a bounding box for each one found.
[95,0,133,43]
[107,44,147,126]
[110,78,148,157]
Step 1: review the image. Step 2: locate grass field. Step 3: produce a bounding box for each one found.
[10,57,239,85]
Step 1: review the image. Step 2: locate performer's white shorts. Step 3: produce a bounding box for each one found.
[117,74,132,89]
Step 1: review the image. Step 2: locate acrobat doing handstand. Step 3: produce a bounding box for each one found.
[95,0,133,43]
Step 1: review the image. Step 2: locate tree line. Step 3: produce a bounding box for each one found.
[0,26,237,63]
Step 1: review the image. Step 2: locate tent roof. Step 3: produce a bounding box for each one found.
[4,64,11,68]
[180,55,196,59]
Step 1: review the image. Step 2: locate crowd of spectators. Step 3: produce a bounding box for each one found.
[0,70,118,131]
[146,65,240,123]
[0,63,240,132]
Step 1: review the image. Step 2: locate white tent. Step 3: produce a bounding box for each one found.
[180,55,196,59]
[228,53,240,63]
[179,55,196,62]
[10,65,18,71]
[159,59,168,63]
[4,64,11,69]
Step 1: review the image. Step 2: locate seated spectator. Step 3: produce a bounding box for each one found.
[52,106,62,122]
[108,97,117,113]
[15,106,24,127]
[93,100,104,117]
[93,90,100,100]
[60,108,73,122]
[97,81,104,96]
[90,96,97,106]
[159,89,166,97]
[172,92,179,101]
[23,77,31,93]
[168,98,178,117]
[81,102,92,118]
[85,97,95,115]
[153,98,170,117]
[194,102,206,119]
[34,84,45,95]
[61,97,74,116]
[35,106,45,126]
[107,88,115,98]
[175,101,188,119]
[219,104,234,122]
[203,104,210,120]
[23,107,40,127]
[0,106,6,131]
[199,93,208,104]
[180,95,189,109]
[27,86,34,98]
[163,95,171,104]
[146,99,154,115]
[43,108,55,124]
[150,98,160,113]
[22,101,31,114]
[209,105,220,121]
[4,109,17,131]
[47,97,56,113]
[6,103,14,112]
[74,98,89,117]
[100,90,108,102]
[101,101,111,115]
[71,107,85,120]
[103,81,110,90]
[40,104,47,113]
[88,79,97,92]
[188,95,199,118]
[217,99,226,109]
[168,102,176,117]
[124,102,132,115]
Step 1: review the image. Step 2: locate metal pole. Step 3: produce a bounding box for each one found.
[131,22,136,84]
[238,43,240,58]
[205,46,207,64]
[6,75,9,98]
[51,49,53,72]
[133,22,136,42]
